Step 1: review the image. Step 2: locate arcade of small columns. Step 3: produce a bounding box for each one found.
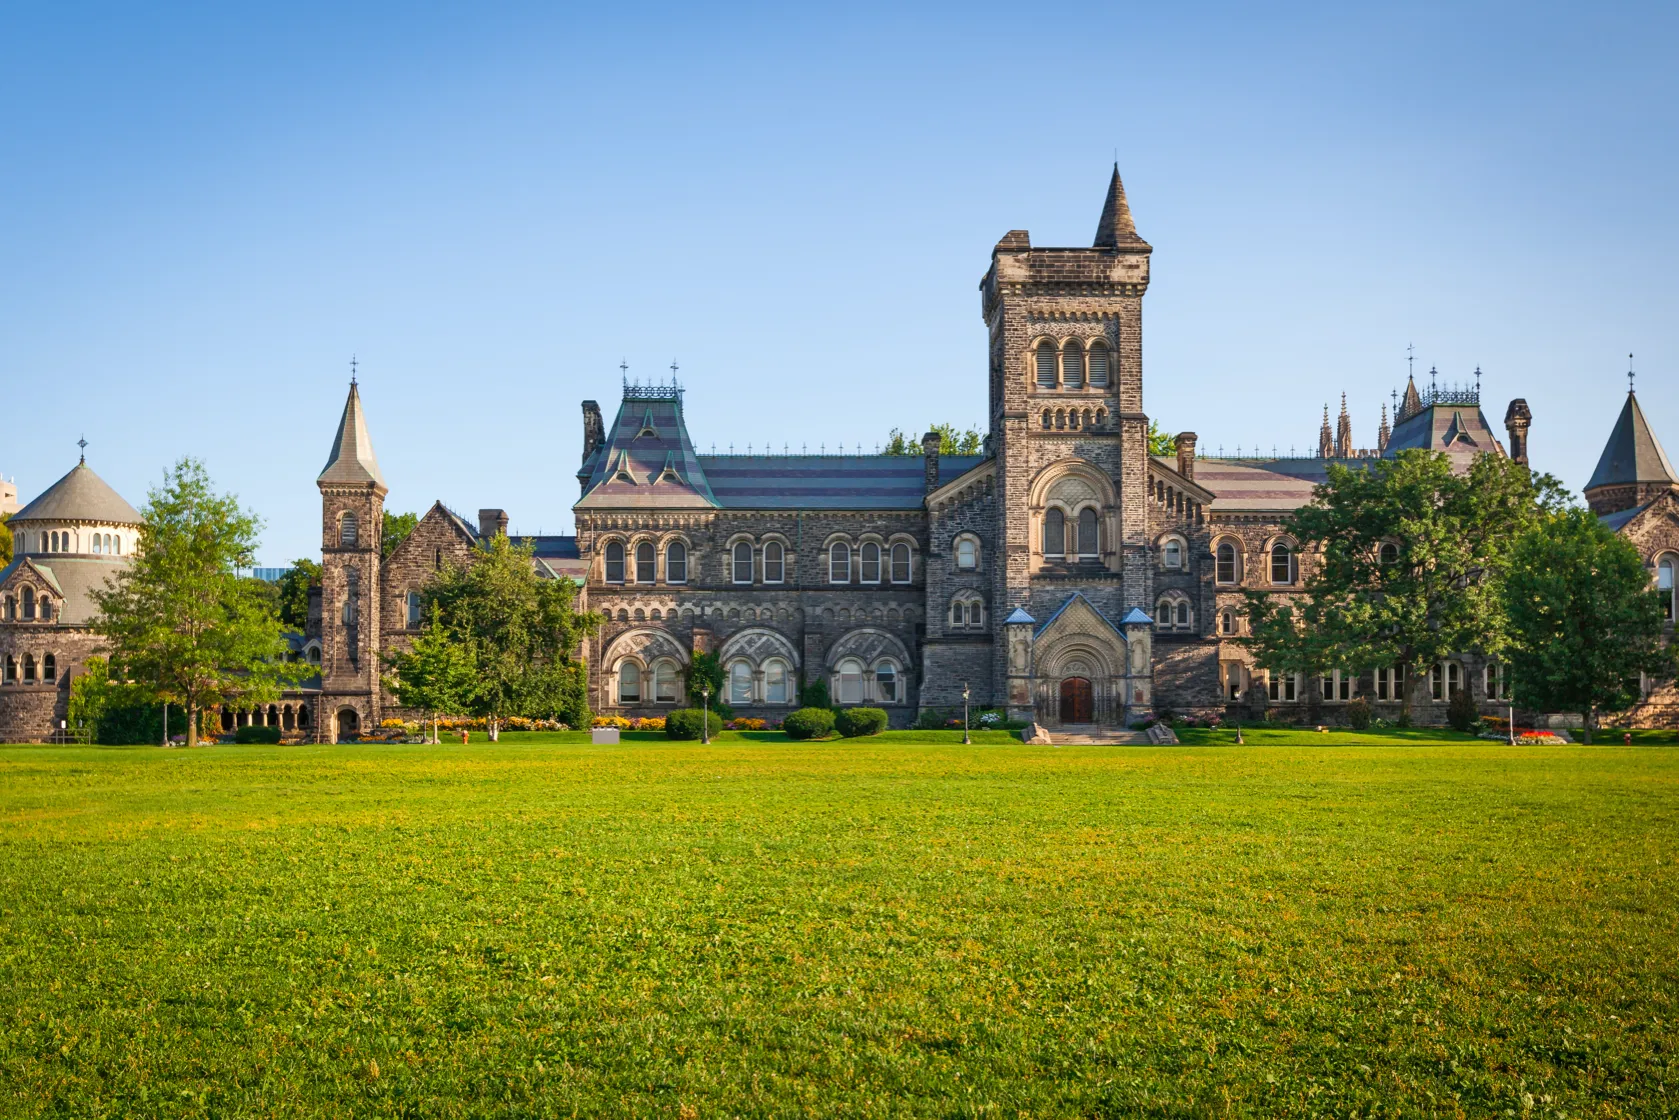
[218,701,313,734]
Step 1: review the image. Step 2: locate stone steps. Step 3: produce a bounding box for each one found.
[1042,724,1165,746]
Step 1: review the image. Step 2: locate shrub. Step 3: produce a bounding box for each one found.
[798,679,831,710]
[782,707,836,740]
[234,725,282,744]
[1447,687,1479,733]
[834,707,888,737]
[1346,697,1373,730]
[664,709,722,740]
[914,707,951,731]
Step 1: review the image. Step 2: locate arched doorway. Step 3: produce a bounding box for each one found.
[1060,677,1093,723]
[336,708,361,742]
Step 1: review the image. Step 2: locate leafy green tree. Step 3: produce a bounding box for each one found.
[382,511,419,559]
[1148,421,1177,458]
[0,511,11,566]
[684,650,732,719]
[384,602,478,743]
[423,535,596,736]
[67,654,113,742]
[275,558,322,633]
[1243,450,1564,722]
[91,459,313,747]
[883,424,984,456]
[1503,507,1678,743]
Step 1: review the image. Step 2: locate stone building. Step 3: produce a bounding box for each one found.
[0,457,143,742]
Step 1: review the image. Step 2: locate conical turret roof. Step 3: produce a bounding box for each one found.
[11,461,142,525]
[1093,164,1148,248]
[1585,391,1676,491]
[318,381,386,489]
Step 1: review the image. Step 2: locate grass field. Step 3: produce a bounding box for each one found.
[2,739,1675,1118]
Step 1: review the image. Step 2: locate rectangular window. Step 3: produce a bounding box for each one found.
[1267,672,1297,702]
[1320,671,1352,702]
[1431,663,1459,701]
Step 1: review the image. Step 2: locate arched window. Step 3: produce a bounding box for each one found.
[2,655,13,681]
[636,542,656,583]
[38,598,51,622]
[1484,662,1509,702]
[407,591,422,629]
[666,541,688,584]
[49,531,58,552]
[834,658,865,705]
[874,661,899,703]
[1430,662,1462,701]
[435,547,443,571]
[764,659,790,705]
[42,654,56,682]
[2,596,11,620]
[763,541,785,584]
[1660,557,1675,622]
[728,660,753,705]
[1041,409,1052,429]
[860,542,882,583]
[731,541,754,584]
[1216,542,1238,584]
[1379,541,1400,567]
[1163,539,1182,569]
[890,543,911,583]
[1062,341,1085,390]
[955,538,978,570]
[92,534,101,555]
[604,541,625,583]
[829,542,851,583]
[1077,508,1099,557]
[1088,342,1110,388]
[1176,600,1190,628]
[1220,610,1236,636]
[1270,542,1295,584]
[618,662,641,704]
[339,513,358,548]
[1043,509,1066,557]
[652,660,681,703]
[1068,409,1081,430]
[1156,600,1174,632]
[23,655,36,682]
[114,536,122,555]
[308,645,322,665]
[1035,341,1058,389]
[21,587,34,620]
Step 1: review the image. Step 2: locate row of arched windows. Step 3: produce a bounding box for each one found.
[1043,508,1100,558]
[604,540,690,585]
[1040,407,1108,431]
[949,591,986,629]
[1155,595,1193,631]
[1213,541,1297,585]
[1034,338,1112,391]
[27,530,122,555]
[612,655,905,706]
[1228,662,1508,704]
[2,653,57,683]
[2,587,54,621]
[828,541,912,585]
[601,538,923,587]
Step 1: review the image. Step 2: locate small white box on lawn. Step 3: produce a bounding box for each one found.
[591,727,620,744]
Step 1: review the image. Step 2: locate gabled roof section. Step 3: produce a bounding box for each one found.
[1384,402,1505,471]
[1004,607,1036,625]
[1034,592,1128,642]
[1093,164,1149,249]
[575,387,718,509]
[318,381,386,489]
[1119,607,1153,626]
[11,461,142,526]
[1586,391,1677,491]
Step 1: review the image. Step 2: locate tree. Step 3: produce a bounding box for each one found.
[91,458,313,747]
[883,424,984,456]
[683,650,731,719]
[1243,449,1564,722]
[1148,421,1177,458]
[384,602,477,743]
[0,511,11,566]
[275,558,322,633]
[423,535,596,737]
[1503,507,1679,743]
[382,511,419,559]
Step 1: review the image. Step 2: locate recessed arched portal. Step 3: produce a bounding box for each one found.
[1059,677,1093,723]
[335,708,361,742]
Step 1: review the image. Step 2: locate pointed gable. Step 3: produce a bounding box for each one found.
[318,382,386,490]
[1093,164,1149,249]
[575,387,718,509]
[1586,391,1677,491]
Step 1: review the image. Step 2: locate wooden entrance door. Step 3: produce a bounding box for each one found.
[1059,677,1093,723]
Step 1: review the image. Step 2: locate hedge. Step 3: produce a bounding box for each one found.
[665,708,723,741]
[234,725,283,744]
[834,707,888,737]
[781,707,836,741]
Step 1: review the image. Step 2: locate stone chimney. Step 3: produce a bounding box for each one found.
[581,401,605,464]
[1504,399,1532,467]
[477,509,508,539]
[922,431,942,492]
[1175,432,1198,481]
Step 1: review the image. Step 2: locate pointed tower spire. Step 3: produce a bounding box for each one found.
[1400,374,1423,422]
[1585,387,1676,493]
[1093,163,1147,248]
[1378,403,1391,455]
[1318,404,1334,459]
[318,380,387,490]
[1335,393,1353,457]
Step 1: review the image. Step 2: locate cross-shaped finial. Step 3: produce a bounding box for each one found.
[77,436,88,464]
[1407,343,1414,379]
[670,359,679,376]
[619,358,629,387]
[350,355,358,385]
[1629,353,1636,393]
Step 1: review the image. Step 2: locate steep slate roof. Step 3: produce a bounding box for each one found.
[1383,403,1506,469]
[575,389,718,509]
[511,535,586,580]
[698,454,986,510]
[318,382,386,489]
[1192,457,1340,513]
[0,556,126,624]
[11,462,142,525]
[1586,391,1677,491]
[1093,164,1149,249]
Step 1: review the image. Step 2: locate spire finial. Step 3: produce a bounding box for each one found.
[350,354,358,386]
[1407,343,1414,382]
[1474,365,1482,396]
[77,435,87,464]
[1629,353,1636,394]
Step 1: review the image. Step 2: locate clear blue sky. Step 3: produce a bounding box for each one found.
[3,2,1674,563]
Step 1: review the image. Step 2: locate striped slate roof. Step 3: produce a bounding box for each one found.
[697,454,985,510]
[575,390,718,509]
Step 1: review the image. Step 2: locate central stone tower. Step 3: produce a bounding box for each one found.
[980,166,1155,721]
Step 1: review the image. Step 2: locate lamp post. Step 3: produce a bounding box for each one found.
[962,682,971,745]
[162,702,168,748]
[701,685,710,744]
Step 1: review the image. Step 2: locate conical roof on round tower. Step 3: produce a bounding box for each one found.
[1586,389,1676,491]
[11,461,141,526]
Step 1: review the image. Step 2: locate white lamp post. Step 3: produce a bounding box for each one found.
[701,685,710,744]
[962,682,971,745]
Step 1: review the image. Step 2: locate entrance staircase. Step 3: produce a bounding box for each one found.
[1045,723,1174,746]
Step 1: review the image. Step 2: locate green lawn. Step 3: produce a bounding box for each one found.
[2,741,1675,1118]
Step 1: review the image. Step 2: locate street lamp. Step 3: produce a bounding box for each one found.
[962,682,971,745]
[701,685,711,744]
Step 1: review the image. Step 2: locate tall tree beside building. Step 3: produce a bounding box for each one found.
[1243,449,1564,721]
[1503,507,1678,743]
[0,512,11,565]
[383,602,477,743]
[420,535,597,736]
[91,458,312,747]
[381,511,419,559]
[275,558,322,633]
